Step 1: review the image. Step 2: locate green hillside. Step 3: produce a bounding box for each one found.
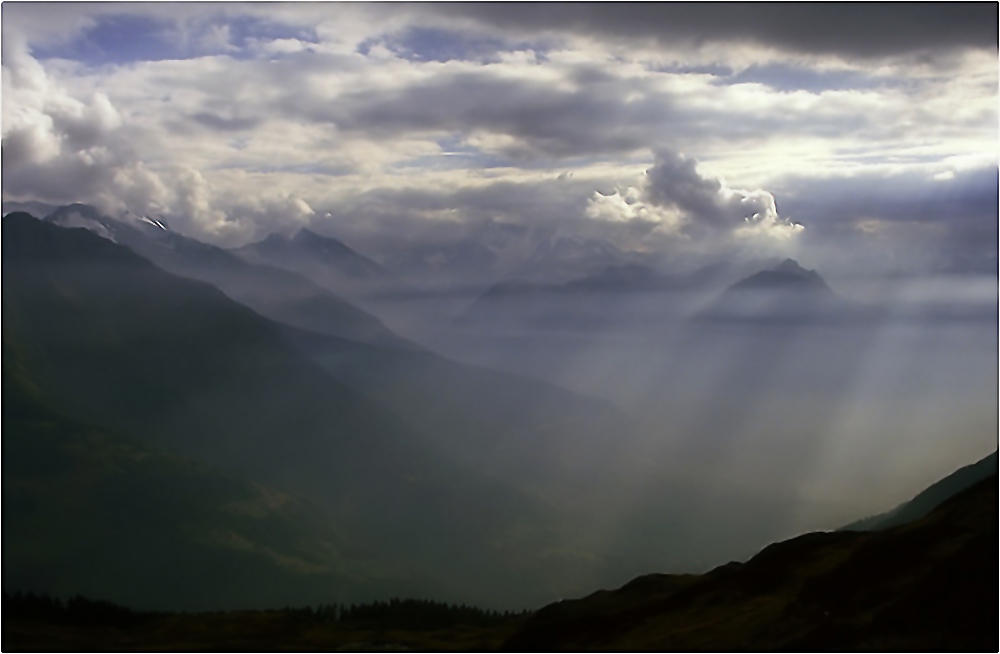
[3,357,396,611]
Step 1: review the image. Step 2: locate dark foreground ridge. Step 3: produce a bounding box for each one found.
[2,594,532,652]
[503,474,997,652]
[4,471,995,652]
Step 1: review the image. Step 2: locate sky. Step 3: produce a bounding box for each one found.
[2,3,997,275]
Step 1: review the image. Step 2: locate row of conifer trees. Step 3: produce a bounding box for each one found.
[3,591,531,630]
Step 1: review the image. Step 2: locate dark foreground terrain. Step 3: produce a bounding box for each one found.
[5,471,995,652]
[504,474,997,652]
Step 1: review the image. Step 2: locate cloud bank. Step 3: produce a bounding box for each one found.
[2,3,995,273]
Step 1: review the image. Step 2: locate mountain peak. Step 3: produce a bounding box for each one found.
[255,231,291,247]
[773,258,810,275]
[733,259,829,292]
[291,228,354,254]
[693,259,852,322]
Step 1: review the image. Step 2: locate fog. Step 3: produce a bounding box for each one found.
[362,274,997,579]
[3,1,995,613]
[9,201,996,607]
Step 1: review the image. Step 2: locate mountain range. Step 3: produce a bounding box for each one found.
[453,257,860,332]
[3,202,994,644]
[231,228,402,301]
[1,211,662,609]
[42,204,408,349]
[4,449,995,650]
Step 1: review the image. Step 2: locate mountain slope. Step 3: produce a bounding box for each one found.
[1,212,597,608]
[503,467,997,651]
[3,357,395,611]
[842,450,998,531]
[452,259,779,332]
[232,228,400,299]
[43,204,408,349]
[279,324,638,503]
[695,259,874,323]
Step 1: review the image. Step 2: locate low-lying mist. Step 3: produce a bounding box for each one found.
[365,275,997,583]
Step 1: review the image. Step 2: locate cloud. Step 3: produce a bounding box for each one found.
[775,166,999,274]
[1,3,994,275]
[0,43,322,245]
[435,4,998,61]
[584,150,803,258]
[2,39,134,201]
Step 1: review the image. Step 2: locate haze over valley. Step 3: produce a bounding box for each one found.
[2,3,996,647]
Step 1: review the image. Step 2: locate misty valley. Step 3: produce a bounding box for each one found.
[2,5,998,648]
[3,204,996,650]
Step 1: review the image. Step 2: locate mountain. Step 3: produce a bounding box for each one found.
[842,450,998,531]
[2,212,603,608]
[43,204,409,349]
[695,259,875,323]
[380,237,503,292]
[375,225,642,292]
[732,258,830,291]
[2,200,59,219]
[6,454,995,650]
[18,207,647,501]
[2,357,395,612]
[278,324,638,504]
[503,466,998,651]
[231,228,401,300]
[515,233,639,284]
[452,260,741,333]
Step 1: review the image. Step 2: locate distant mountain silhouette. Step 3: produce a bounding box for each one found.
[2,212,598,608]
[278,324,638,498]
[377,225,644,291]
[452,259,772,332]
[695,259,875,323]
[43,204,408,349]
[730,258,830,291]
[3,212,432,503]
[232,228,402,300]
[21,207,645,508]
[503,461,998,651]
[841,450,998,531]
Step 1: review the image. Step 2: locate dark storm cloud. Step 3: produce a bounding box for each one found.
[642,149,792,235]
[778,166,999,273]
[291,69,664,159]
[436,3,997,59]
[776,166,998,228]
[645,151,736,227]
[280,63,875,161]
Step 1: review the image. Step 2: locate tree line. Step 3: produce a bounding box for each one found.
[4,591,532,631]
[3,591,161,628]
[305,597,531,630]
